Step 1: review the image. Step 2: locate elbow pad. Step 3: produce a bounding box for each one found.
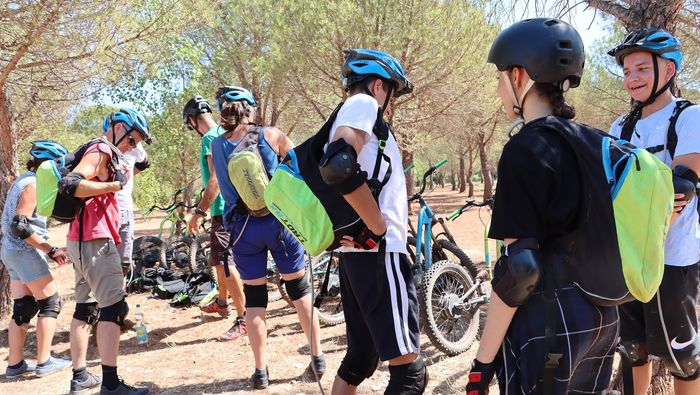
[134,159,151,172]
[57,172,85,197]
[319,138,367,195]
[491,238,542,307]
[10,215,34,239]
[673,165,698,203]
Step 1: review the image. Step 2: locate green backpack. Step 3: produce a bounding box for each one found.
[538,117,673,306]
[226,127,270,216]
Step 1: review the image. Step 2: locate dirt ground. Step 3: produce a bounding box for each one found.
[0,187,498,395]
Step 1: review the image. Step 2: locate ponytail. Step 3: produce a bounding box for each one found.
[220,101,255,132]
[534,82,576,120]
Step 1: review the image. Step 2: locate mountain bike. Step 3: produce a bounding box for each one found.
[309,250,343,325]
[407,160,488,356]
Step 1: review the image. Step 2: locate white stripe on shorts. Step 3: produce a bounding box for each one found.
[385,252,413,355]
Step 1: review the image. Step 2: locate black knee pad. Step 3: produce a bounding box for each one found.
[284,275,311,301]
[337,352,380,386]
[12,295,39,326]
[620,340,649,366]
[37,292,62,319]
[666,355,700,381]
[98,298,129,326]
[244,284,268,308]
[385,357,429,395]
[74,302,99,325]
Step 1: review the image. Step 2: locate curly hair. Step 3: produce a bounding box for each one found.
[220,100,256,132]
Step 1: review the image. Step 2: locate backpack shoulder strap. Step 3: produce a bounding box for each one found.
[666,100,694,160]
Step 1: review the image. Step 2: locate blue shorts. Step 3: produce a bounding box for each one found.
[1,244,51,283]
[231,214,305,281]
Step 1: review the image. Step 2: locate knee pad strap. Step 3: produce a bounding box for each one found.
[74,302,99,325]
[244,284,268,308]
[620,341,649,367]
[37,292,62,319]
[12,295,38,326]
[98,298,128,326]
[284,275,311,301]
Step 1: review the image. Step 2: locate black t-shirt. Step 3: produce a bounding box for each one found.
[489,119,581,242]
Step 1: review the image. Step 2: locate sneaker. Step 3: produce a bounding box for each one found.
[301,353,326,382]
[251,367,269,390]
[36,356,71,377]
[200,299,231,317]
[100,379,150,395]
[5,360,36,378]
[70,371,102,395]
[219,317,247,341]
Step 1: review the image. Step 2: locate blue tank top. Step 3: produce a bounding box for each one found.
[211,127,279,228]
[1,172,49,252]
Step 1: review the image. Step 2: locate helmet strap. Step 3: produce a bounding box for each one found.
[502,71,534,118]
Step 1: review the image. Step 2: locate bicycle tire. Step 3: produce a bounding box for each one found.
[192,234,215,277]
[310,252,344,326]
[435,239,479,278]
[132,236,165,270]
[161,235,197,272]
[420,259,482,356]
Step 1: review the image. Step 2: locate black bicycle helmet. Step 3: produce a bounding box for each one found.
[183,96,213,124]
[488,18,585,91]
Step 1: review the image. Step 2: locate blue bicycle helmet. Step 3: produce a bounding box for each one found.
[215,86,256,111]
[608,28,683,71]
[30,140,68,161]
[102,108,153,144]
[341,49,414,97]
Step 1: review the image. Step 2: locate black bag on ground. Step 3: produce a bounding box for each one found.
[169,272,216,308]
[152,269,187,299]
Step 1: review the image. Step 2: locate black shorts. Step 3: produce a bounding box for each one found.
[619,263,700,368]
[497,285,619,394]
[208,215,230,267]
[339,252,421,363]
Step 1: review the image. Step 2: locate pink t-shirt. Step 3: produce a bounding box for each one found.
[67,143,123,243]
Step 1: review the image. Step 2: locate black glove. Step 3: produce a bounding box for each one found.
[114,168,127,190]
[465,359,496,395]
[134,158,151,172]
[48,247,67,264]
[351,225,385,250]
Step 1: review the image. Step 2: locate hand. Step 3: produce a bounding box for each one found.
[188,213,204,236]
[114,168,127,190]
[465,359,496,395]
[340,225,385,250]
[48,247,67,264]
[673,193,689,213]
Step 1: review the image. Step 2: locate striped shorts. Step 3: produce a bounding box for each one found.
[496,285,619,394]
[338,251,421,363]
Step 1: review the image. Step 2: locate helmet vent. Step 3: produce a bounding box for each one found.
[559,40,572,49]
[545,19,559,26]
[560,57,571,65]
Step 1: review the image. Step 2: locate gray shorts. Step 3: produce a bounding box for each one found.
[116,210,134,269]
[67,238,127,308]
[0,244,51,283]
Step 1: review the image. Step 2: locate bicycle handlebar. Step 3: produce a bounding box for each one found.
[446,197,494,220]
[144,187,203,215]
[407,159,448,201]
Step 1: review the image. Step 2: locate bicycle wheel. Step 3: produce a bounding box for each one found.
[309,252,344,326]
[192,234,214,277]
[420,259,482,356]
[435,239,479,278]
[161,235,197,272]
[132,236,164,270]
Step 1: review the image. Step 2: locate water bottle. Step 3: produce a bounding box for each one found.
[134,304,148,344]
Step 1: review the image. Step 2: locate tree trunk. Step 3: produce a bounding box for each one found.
[467,148,475,197]
[450,165,456,191]
[402,150,414,213]
[0,88,18,327]
[459,152,467,194]
[478,135,493,199]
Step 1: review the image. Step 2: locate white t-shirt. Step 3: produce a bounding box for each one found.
[116,143,147,213]
[610,99,700,267]
[327,93,408,253]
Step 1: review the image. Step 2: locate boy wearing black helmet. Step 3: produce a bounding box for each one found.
[608,29,700,394]
[465,19,619,394]
[2,141,72,379]
[183,95,247,342]
[328,49,427,395]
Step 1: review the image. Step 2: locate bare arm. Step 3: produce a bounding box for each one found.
[15,184,53,254]
[670,152,700,223]
[475,238,518,363]
[332,126,387,236]
[188,154,221,235]
[264,127,295,161]
[71,151,121,198]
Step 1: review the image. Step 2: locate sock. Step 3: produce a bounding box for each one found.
[73,366,89,381]
[312,353,326,371]
[37,356,52,366]
[102,365,119,390]
[216,298,228,307]
[8,360,25,370]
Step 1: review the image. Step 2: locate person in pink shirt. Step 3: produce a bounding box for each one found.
[63,108,153,395]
